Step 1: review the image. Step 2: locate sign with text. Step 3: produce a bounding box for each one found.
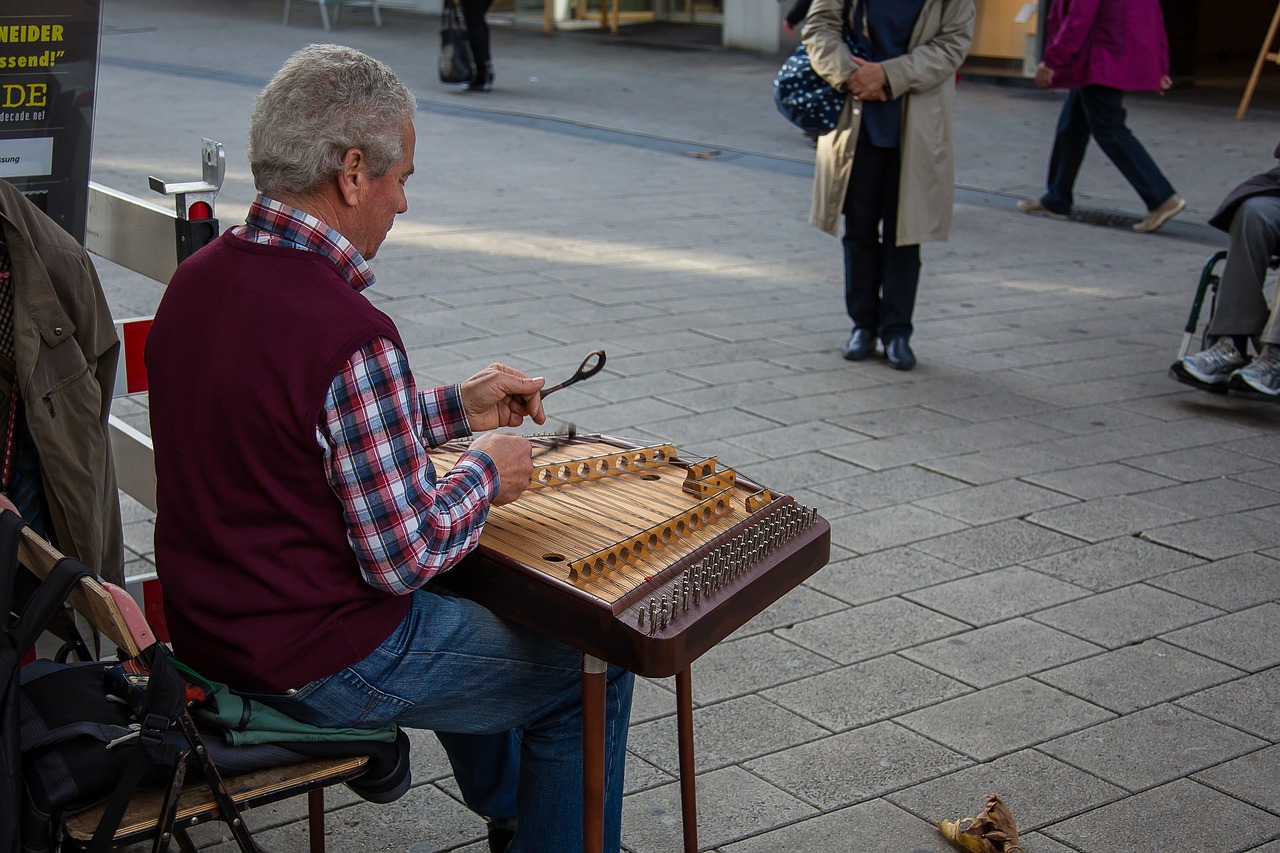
[0,1,101,244]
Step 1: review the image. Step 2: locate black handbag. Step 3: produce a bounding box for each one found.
[772,0,859,135]
[438,0,476,85]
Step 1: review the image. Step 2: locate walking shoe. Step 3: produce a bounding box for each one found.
[1174,338,1246,386]
[1133,193,1186,233]
[1016,198,1068,220]
[461,62,495,92]
[1229,345,1280,396]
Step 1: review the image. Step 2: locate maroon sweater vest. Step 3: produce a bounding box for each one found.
[145,233,411,691]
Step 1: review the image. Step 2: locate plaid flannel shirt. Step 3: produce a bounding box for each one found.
[233,195,497,594]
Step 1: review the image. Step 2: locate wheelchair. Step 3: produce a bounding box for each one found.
[1169,249,1280,402]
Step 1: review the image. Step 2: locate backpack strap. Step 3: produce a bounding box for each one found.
[87,645,187,853]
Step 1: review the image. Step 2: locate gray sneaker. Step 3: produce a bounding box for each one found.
[1175,338,1245,386]
[1230,346,1280,396]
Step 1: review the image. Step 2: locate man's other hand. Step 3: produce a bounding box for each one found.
[471,433,534,505]
[461,363,547,431]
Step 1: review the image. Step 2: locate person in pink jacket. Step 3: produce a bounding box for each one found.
[1017,0,1185,233]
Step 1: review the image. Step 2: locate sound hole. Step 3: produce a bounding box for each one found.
[640,473,660,481]
[542,553,566,562]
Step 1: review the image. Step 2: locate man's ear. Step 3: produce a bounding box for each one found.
[337,147,364,207]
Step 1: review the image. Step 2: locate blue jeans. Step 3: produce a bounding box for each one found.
[1040,85,1176,215]
[255,585,634,853]
[841,132,922,341]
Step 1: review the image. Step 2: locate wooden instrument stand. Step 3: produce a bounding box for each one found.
[581,660,700,853]
[1237,0,1280,120]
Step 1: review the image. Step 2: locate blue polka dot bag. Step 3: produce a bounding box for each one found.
[772,0,858,135]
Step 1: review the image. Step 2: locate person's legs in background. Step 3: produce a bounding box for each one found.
[1074,85,1183,231]
[459,0,495,91]
[841,133,891,361]
[873,142,921,369]
[840,136,921,369]
[1039,88,1091,216]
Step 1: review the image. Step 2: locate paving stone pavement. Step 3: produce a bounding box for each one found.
[93,1,1279,850]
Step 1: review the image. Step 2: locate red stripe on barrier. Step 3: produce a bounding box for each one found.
[123,318,153,394]
[143,577,170,642]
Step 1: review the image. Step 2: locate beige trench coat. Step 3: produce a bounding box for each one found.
[803,0,975,242]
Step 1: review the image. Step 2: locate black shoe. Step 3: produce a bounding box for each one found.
[841,328,876,361]
[884,336,916,370]
[462,62,494,92]
[488,826,514,852]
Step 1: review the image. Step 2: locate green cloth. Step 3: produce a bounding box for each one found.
[194,682,397,746]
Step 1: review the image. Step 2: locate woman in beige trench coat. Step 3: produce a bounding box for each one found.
[804,0,973,369]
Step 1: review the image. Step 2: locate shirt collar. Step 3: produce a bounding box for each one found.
[233,194,375,292]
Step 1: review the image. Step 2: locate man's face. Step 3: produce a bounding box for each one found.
[355,118,415,260]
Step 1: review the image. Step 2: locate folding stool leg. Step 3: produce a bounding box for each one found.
[308,789,326,853]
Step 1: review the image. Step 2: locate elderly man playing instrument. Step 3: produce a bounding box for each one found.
[144,44,634,853]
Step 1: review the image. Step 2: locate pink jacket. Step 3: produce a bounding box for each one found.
[1042,0,1169,91]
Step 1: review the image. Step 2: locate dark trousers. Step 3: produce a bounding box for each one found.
[841,134,922,341]
[1041,85,1176,215]
[1207,194,1280,346]
[459,0,494,73]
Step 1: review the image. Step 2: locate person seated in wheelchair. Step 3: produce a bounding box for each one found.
[1174,140,1280,396]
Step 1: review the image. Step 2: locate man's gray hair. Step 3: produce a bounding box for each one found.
[249,44,417,198]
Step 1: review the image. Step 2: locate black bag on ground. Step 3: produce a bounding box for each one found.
[439,0,476,84]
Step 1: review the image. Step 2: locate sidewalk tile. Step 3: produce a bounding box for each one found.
[620,766,817,853]
[1022,462,1179,499]
[814,465,970,512]
[804,547,974,606]
[888,750,1124,833]
[904,566,1091,628]
[627,695,829,775]
[1035,639,1243,713]
[830,505,970,555]
[1032,584,1224,648]
[1142,514,1280,559]
[1177,667,1280,741]
[1041,704,1264,792]
[1025,536,1203,591]
[1125,445,1274,482]
[744,721,971,811]
[902,618,1103,688]
[912,519,1082,570]
[777,597,968,666]
[898,679,1114,762]
[1043,779,1280,853]
[1161,603,1280,672]
[721,799,952,853]
[1194,745,1280,815]
[914,479,1077,525]
[1148,552,1280,611]
[679,633,836,705]
[1026,495,1193,543]
[1137,476,1280,517]
[761,654,970,732]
